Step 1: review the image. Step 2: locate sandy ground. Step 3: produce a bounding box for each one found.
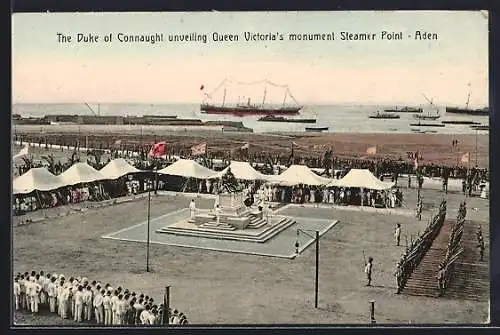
[13,178,490,325]
[13,128,489,168]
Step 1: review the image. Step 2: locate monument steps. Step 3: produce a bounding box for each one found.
[156,217,296,243]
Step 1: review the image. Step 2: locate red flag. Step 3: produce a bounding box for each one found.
[191,142,207,156]
[148,142,167,158]
[461,152,470,163]
[200,84,204,90]
[366,146,377,155]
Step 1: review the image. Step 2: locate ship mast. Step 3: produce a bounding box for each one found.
[262,85,267,107]
[465,92,471,109]
[282,89,287,108]
[222,88,226,107]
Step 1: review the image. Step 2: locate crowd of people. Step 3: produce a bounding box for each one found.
[13,135,490,217]
[13,270,189,326]
[394,200,448,294]
[437,201,468,296]
[14,135,489,181]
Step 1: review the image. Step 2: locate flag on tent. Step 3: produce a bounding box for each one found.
[200,84,204,90]
[13,144,29,159]
[191,142,207,156]
[461,152,470,163]
[366,146,377,155]
[148,142,167,158]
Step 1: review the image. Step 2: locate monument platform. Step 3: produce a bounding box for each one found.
[157,193,296,242]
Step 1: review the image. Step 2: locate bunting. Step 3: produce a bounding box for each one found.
[191,142,207,156]
[148,142,167,158]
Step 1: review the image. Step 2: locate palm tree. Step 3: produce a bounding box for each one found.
[86,149,104,169]
[323,150,333,177]
[41,154,56,174]
[68,149,80,166]
[21,155,34,172]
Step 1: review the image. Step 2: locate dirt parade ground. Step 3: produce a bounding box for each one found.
[13,126,489,168]
[13,178,490,324]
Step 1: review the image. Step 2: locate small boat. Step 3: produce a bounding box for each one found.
[411,129,438,134]
[258,115,316,123]
[441,120,481,125]
[305,126,328,132]
[409,122,445,127]
[470,125,489,131]
[384,107,423,113]
[369,111,400,119]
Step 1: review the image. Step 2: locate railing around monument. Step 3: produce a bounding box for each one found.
[397,200,447,293]
[439,201,467,292]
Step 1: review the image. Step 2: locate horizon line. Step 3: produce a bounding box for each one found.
[11,101,489,107]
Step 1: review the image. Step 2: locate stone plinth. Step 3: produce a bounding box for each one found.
[193,192,253,230]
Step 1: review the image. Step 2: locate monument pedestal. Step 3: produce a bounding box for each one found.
[193,193,252,229]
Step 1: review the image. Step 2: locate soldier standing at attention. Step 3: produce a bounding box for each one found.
[103,291,112,325]
[74,285,84,322]
[394,224,401,246]
[47,277,57,313]
[85,286,94,321]
[14,277,20,310]
[478,237,485,261]
[364,257,374,286]
[93,289,104,324]
[189,199,196,220]
[19,275,27,311]
[437,263,446,297]
[111,290,120,325]
[394,262,402,294]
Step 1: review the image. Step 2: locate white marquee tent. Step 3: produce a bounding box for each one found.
[59,162,108,186]
[13,167,66,195]
[269,164,333,186]
[157,159,217,179]
[214,161,271,181]
[332,169,394,190]
[100,158,143,180]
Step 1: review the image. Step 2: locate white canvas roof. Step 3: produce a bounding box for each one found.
[59,162,108,185]
[100,158,143,180]
[332,169,394,190]
[270,164,333,186]
[13,167,66,194]
[157,159,217,179]
[214,161,271,181]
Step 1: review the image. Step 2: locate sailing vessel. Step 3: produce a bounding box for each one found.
[445,88,489,116]
[200,79,302,116]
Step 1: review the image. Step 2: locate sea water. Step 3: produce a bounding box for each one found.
[12,103,489,135]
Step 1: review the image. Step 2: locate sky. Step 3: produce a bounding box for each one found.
[12,11,489,106]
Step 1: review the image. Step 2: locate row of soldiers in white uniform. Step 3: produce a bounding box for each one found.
[13,271,188,325]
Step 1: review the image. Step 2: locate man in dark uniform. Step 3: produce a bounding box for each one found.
[364,257,373,286]
[437,263,446,297]
[478,237,485,261]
